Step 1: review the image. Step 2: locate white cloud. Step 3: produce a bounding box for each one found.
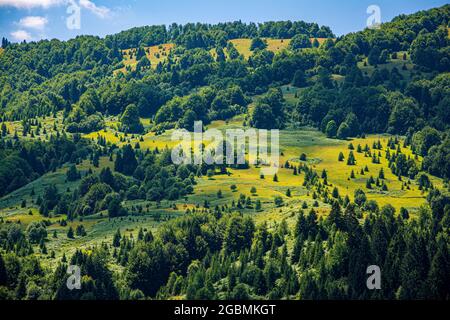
[19,16,48,30]
[79,0,110,19]
[0,0,63,8]
[0,0,111,18]
[11,29,32,41]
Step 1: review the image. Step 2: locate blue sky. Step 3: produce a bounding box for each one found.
[0,0,448,42]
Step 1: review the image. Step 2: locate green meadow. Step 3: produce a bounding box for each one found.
[1,110,442,264]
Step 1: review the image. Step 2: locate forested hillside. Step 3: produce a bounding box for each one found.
[0,5,448,300]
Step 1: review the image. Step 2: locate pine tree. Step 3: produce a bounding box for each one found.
[134,228,143,241]
[67,226,74,239]
[255,199,262,211]
[379,168,385,179]
[327,201,342,229]
[291,235,303,264]
[76,225,86,237]
[332,187,339,198]
[353,144,361,154]
[427,235,450,299]
[347,151,356,165]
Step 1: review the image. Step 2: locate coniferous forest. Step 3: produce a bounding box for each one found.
[0,3,449,302]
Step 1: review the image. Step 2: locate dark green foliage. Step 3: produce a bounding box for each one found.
[423,138,450,179]
[114,144,138,175]
[54,248,119,299]
[325,120,337,138]
[274,196,283,207]
[250,88,286,129]
[292,70,307,87]
[354,188,367,206]
[290,34,312,50]
[0,136,91,197]
[75,225,87,237]
[67,227,74,239]
[410,26,450,72]
[347,151,356,165]
[0,4,448,302]
[412,127,441,157]
[108,195,127,218]
[120,104,144,134]
[250,38,267,51]
[66,165,81,181]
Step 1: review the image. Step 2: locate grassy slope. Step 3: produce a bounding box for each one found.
[115,38,329,74]
[214,38,328,60]
[2,113,65,141]
[1,43,444,267]
[1,113,443,266]
[71,111,444,216]
[114,43,175,75]
[0,153,184,266]
[78,112,444,216]
[358,51,415,81]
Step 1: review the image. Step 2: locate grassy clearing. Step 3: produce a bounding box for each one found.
[227,38,330,59]
[225,38,291,59]
[280,85,303,106]
[0,156,113,213]
[358,51,415,80]
[115,38,330,72]
[194,126,441,215]
[228,38,290,59]
[5,113,440,219]
[84,128,122,145]
[1,113,65,141]
[1,113,443,267]
[210,38,326,59]
[42,207,181,267]
[296,135,442,212]
[114,43,175,75]
[0,153,183,266]
[79,114,442,216]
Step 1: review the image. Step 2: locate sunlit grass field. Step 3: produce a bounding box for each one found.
[114,43,175,75]
[1,109,444,267]
[80,114,442,221]
[115,38,330,68]
[227,38,328,59]
[1,113,65,141]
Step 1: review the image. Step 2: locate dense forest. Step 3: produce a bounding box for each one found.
[0,5,449,300]
[0,175,448,300]
[0,6,448,177]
